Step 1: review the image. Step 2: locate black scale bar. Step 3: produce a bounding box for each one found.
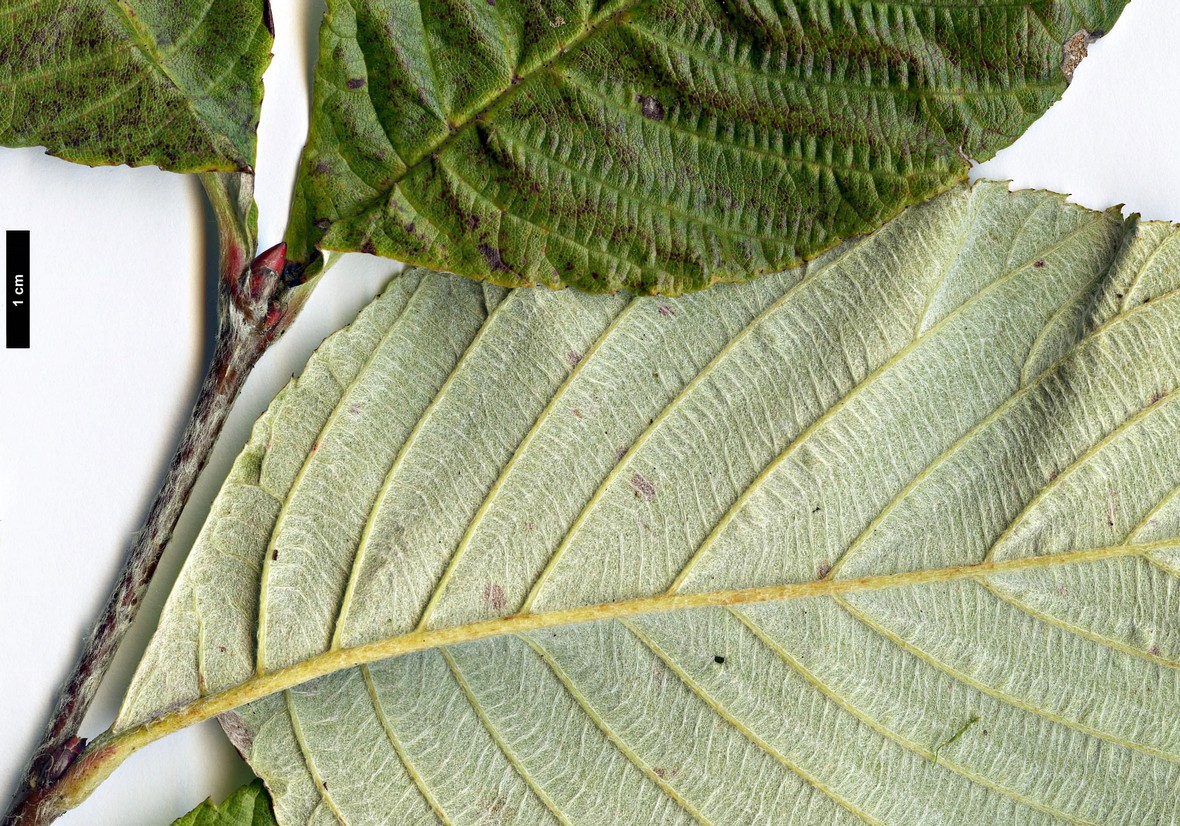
[7,230,29,349]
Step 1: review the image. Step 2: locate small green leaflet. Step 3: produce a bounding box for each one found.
[287,0,1129,293]
[0,0,273,172]
[171,780,277,826]
[122,181,1180,824]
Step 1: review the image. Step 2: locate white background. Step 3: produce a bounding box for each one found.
[2,1,1179,822]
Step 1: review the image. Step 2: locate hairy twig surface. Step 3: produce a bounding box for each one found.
[4,174,317,826]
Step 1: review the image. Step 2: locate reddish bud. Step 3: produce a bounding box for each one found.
[44,737,86,783]
[248,242,287,302]
[253,241,287,276]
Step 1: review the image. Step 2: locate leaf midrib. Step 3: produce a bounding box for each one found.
[107,539,1164,754]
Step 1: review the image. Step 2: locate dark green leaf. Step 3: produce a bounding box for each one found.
[171,780,276,826]
[289,0,1128,293]
[0,0,273,172]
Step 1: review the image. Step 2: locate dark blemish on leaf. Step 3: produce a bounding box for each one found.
[466,214,481,231]
[524,521,535,532]
[314,160,330,175]
[636,94,665,121]
[348,404,362,415]
[653,767,680,780]
[361,240,377,256]
[567,351,582,367]
[1034,259,1045,269]
[571,408,583,419]
[479,244,510,271]
[713,655,725,664]
[1149,643,1161,656]
[1047,468,1059,482]
[314,218,332,230]
[615,445,629,461]
[346,77,366,89]
[261,0,275,36]
[657,303,675,318]
[481,582,506,611]
[487,0,495,5]
[1150,390,1164,405]
[630,472,657,501]
[272,549,279,561]
[322,781,328,790]
[812,504,822,513]
[816,561,831,579]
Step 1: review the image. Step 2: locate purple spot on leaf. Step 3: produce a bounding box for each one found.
[630,472,657,502]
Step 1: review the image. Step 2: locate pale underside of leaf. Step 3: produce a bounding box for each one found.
[287,0,1130,292]
[124,181,1180,824]
[0,0,272,171]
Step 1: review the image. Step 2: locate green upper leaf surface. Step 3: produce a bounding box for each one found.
[0,0,273,172]
[289,0,1128,293]
[171,781,277,826]
[125,181,1180,824]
